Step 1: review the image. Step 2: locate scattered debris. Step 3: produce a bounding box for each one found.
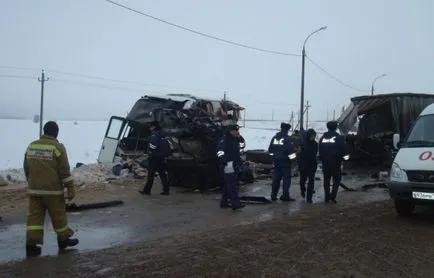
[66,200,124,212]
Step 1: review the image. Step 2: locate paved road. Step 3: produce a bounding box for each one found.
[0,174,389,263]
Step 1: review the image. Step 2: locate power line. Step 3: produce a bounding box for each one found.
[1,72,300,106]
[48,69,225,93]
[0,66,40,71]
[50,78,145,92]
[103,1,367,92]
[305,55,368,92]
[104,0,300,57]
[51,78,296,106]
[0,65,226,93]
[0,70,332,107]
[0,74,36,80]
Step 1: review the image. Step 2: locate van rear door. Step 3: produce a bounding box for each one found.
[97,116,127,163]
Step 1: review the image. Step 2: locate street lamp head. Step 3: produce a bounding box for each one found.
[320,26,328,31]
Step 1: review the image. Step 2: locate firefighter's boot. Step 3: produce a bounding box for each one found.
[26,245,42,258]
[58,237,79,250]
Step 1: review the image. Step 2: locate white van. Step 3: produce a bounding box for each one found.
[389,103,434,216]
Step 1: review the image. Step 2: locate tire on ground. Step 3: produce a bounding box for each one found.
[394,199,415,217]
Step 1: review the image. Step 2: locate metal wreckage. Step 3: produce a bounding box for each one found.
[97,93,256,191]
[339,93,434,167]
[335,93,434,190]
[95,91,434,195]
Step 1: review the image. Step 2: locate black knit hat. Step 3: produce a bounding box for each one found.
[326,121,338,131]
[280,122,291,130]
[228,124,239,131]
[43,121,59,138]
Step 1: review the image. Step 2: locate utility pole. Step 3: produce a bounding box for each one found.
[333,109,336,120]
[305,101,311,129]
[38,70,49,137]
[223,91,227,100]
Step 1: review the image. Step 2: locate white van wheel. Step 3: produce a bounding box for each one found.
[394,199,415,217]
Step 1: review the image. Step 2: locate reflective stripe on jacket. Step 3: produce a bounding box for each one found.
[23,135,74,195]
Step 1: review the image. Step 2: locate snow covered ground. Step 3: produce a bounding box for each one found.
[0,119,327,183]
[0,119,107,170]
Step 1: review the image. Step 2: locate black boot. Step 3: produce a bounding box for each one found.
[280,196,296,202]
[139,188,151,195]
[58,238,79,250]
[232,204,245,211]
[160,191,169,196]
[26,245,42,258]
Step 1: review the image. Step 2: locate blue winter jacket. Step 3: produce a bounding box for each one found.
[216,134,242,171]
[148,130,170,159]
[318,131,347,169]
[268,131,295,167]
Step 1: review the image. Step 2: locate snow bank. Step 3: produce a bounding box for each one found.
[0,168,26,184]
[0,163,118,185]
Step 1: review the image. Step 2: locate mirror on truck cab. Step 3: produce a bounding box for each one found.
[392,133,400,150]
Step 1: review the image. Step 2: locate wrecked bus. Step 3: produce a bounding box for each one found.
[337,93,434,167]
[97,93,248,189]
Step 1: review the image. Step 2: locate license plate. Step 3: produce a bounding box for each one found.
[412,191,434,200]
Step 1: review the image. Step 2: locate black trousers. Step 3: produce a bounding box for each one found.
[323,166,342,201]
[143,158,169,193]
[300,169,315,201]
[271,165,291,200]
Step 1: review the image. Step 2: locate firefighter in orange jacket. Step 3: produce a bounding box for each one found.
[23,121,79,257]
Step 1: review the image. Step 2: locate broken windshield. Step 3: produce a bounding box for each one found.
[127,98,172,123]
[402,115,434,147]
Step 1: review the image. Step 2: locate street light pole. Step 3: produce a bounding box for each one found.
[299,26,327,130]
[371,73,387,96]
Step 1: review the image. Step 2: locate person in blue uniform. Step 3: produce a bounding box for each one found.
[268,123,297,202]
[299,128,318,203]
[318,121,349,203]
[140,121,171,196]
[217,124,245,210]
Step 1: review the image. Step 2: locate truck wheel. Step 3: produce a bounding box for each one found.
[394,199,415,217]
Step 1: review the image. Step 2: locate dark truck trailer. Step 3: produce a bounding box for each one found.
[338,93,434,167]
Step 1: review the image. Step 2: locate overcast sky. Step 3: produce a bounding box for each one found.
[1,0,433,122]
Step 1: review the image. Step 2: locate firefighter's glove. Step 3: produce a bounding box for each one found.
[224,161,235,174]
[66,186,76,201]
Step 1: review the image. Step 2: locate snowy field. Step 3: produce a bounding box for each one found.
[0,119,327,172]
